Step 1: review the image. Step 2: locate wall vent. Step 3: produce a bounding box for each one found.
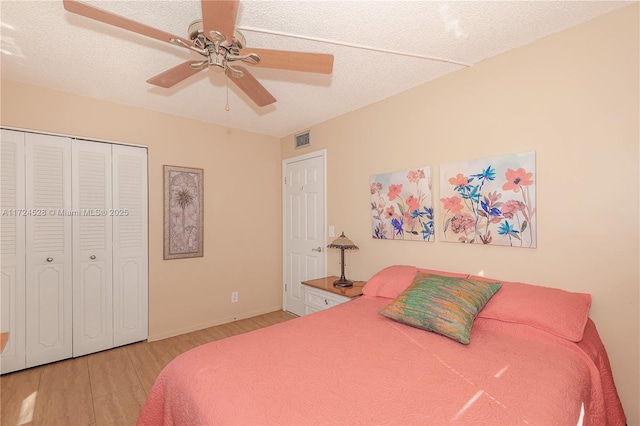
[294,131,310,149]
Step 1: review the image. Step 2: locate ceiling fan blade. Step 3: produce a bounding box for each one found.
[239,48,333,74]
[63,0,193,47]
[201,0,239,43]
[227,66,276,107]
[147,61,206,88]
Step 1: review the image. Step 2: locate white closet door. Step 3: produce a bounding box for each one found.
[112,145,148,347]
[25,133,73,368]
[0,129,26,374]
[72,140,113,357]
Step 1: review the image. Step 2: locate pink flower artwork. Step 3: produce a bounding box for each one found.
[439,152,536,248]
[371,167,433,241]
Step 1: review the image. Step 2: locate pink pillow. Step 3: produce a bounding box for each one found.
[363,265,468,299]
[473,276,592,342]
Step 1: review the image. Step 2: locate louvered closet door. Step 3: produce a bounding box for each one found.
[72,140,113,357]
[112,145,148,347]
[25,133,73,368]
[0,129,26,374]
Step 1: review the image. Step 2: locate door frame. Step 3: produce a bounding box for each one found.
[282,149,327,313]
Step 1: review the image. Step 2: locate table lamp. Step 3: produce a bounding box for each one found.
[327,232,359,287]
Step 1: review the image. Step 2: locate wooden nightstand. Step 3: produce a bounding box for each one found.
[301,276,364,315]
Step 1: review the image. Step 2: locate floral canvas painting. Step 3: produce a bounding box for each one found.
[164,165,204,259]
[439,152,536,248]
[371,167,434,241]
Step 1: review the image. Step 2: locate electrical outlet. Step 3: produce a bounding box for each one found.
[231,291,238,303]
[329,225,335,237]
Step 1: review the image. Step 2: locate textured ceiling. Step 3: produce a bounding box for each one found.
[0,1,631,137]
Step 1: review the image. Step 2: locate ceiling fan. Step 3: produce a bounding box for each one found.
[62,0,334,108]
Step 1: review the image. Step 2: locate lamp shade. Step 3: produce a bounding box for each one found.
[327,232,359,250]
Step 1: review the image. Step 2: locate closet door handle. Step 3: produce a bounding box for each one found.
[90,255,96,260]
[46,257,53,262]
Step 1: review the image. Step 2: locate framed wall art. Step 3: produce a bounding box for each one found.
[439,151,536,248]
[370,166,434,241]
[164,165,204,259]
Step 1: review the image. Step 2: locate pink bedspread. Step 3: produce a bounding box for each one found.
[137,296,625,425]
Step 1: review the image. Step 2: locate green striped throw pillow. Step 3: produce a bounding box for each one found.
[380,272,502,344]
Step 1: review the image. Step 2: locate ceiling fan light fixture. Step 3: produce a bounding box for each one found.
[207,52,226,70]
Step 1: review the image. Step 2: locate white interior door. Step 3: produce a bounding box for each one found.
[283,150,326,316]
[1,129,26,374]
[25,133,73,368]
[72,140,113,357]
[112,145,148,347]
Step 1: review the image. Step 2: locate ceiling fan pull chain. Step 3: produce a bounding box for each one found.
[225,77,230,112]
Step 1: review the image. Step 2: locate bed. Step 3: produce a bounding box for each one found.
[137,266,626,425]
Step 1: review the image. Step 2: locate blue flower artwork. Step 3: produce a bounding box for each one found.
[371,167,434,241]
[439,152,536,248]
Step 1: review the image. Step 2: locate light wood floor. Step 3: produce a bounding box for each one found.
[0,310,296,426]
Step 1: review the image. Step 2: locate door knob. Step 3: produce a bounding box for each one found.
[312,247,322,252]
[46,257,53,262]
[90,255,96,260]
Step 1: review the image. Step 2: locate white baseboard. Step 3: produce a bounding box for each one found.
[148,304,284,342]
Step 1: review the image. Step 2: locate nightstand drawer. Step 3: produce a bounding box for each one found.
[300,276,363,316]
[304,286,350,311]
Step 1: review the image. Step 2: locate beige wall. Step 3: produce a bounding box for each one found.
[1,79,283,340]
[282,5,639,424]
